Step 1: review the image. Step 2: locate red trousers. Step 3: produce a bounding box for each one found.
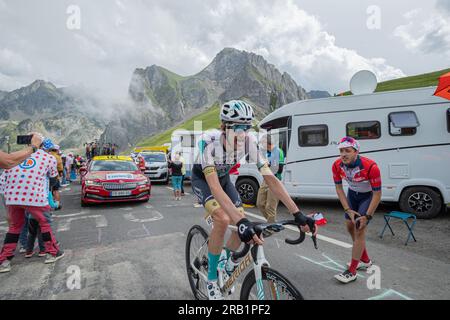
[0,205,59,263]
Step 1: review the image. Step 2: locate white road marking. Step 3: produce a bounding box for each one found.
[274,238,284,249]
[123,211,163,223]
[296,253,366,279]
[166,186,190,195]
[367,289,413,300]
[55,211,90,218]
[244,211,352,249]
[298,253,413,300]
[127,224,151,238]
[57,215,108,232]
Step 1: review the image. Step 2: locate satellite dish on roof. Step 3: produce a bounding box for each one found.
[350,70,377,95]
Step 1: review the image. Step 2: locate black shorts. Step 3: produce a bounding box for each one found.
[345,189,373,221]
[191,171,242,213]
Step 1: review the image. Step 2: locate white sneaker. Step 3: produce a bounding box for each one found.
[346,260,373,271]
[0,260,11,273]
[44,250,65,264]
[207,280,224,300]
[334,270,357,284]
[19,247,26,253]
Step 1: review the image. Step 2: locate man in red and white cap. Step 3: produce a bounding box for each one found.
[332,136,382,284]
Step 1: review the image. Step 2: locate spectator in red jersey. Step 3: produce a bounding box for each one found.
[332,136,382,284]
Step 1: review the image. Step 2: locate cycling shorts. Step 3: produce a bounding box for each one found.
[191,171,242,215]
[345,189,372,220]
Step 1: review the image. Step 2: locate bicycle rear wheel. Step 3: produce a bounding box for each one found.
[240,266,304,300]
[185,225,209,300]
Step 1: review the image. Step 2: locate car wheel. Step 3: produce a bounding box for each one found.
[81,200,90,207]
[399,186,442,219]
[236,178,259,205]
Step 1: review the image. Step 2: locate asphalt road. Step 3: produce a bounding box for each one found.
[0,181,449,300]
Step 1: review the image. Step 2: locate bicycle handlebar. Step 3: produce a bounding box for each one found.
[230,219,318,261]
[256,219,318,249]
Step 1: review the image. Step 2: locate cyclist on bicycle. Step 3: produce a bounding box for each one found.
[191,100,318,300]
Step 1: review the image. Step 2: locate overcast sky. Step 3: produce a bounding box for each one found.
[1,0,449,97]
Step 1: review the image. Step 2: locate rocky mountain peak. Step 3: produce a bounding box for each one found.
[117,47,309,152]
[11,80,58,97]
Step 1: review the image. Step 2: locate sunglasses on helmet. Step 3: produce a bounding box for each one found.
[340,136,356,143]
[226,124,252,132]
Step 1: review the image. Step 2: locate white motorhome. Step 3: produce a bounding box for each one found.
[258,86,450,219]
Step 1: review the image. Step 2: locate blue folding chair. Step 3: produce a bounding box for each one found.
[379,211,417,245]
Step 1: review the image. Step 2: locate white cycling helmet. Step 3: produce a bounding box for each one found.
[220,100,254,124]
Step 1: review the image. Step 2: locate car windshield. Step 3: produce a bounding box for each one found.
[142,153,166,162]
[90,161,138,172]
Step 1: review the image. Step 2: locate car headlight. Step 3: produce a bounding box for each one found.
[160,164,168,169]
[86,180,102,187]
[137,180,148,186]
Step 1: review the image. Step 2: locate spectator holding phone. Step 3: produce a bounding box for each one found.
[0,137,64,273]
[0,133,43,170]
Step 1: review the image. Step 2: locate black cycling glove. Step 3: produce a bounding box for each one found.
[236,218,257,243]
[293,211,315,230]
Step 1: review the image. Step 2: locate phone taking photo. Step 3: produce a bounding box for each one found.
[16,135,33,145]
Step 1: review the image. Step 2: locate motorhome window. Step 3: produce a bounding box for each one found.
[298,125,328,147]
[181,134,195,148]
[389,111,419,136]
[260,117,289,130]
[346,121,381,139]
[447,109,450,133]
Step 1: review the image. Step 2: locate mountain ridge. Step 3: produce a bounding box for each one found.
[0,80,107,152]
[106,47,308,151]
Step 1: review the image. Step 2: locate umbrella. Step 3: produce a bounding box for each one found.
[433,72,450,100]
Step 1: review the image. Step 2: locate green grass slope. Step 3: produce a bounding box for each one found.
[341,68,450,95]
[135,103,220,148]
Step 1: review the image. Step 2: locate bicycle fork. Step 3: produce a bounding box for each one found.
[253,245,277,300]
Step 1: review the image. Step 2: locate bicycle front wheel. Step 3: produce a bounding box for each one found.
[185,225,209,300]
[240,266,304,300]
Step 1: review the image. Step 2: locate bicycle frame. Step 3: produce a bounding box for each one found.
[190,217,273,300]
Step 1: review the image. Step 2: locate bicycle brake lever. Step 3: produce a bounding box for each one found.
[311,234,318,249]
[308,221,318,249]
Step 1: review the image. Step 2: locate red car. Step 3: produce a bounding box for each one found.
[80,156,151,206]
